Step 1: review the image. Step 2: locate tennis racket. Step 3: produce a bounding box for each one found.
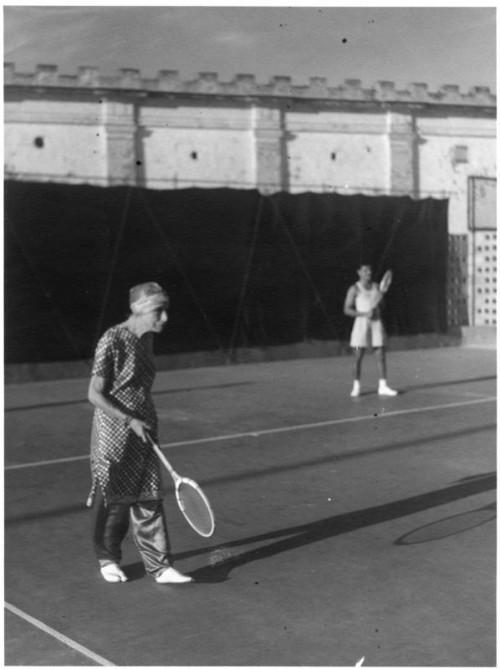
[379,269,393,293]
[146,434,215,538]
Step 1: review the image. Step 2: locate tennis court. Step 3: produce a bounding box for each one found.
[4,345,496,666]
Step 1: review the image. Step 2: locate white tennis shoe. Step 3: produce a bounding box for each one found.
[155,567,193,584]
[350,381,361,397]
[100,563,129,583]
[378,384,398,396]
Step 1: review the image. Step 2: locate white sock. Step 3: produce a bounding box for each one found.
[353,380,360,391]
[379,379,387,388]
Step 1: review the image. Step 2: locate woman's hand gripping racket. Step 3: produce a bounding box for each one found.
[146,434,215,538]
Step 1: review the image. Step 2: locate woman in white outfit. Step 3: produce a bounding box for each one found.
[343,264,398,397]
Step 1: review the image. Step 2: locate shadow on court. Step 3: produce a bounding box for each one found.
[4,381,255,412]
[5,374,496,413]
[180,472,496,583]
[398,374,496,393]
[395,500,496,545]
[5,423,494,527]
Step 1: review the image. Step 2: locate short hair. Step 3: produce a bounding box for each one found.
[129,282,169,307]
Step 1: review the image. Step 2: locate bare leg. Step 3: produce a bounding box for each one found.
[352,347,365,381]
[374,347,387,380]
[350,348,365,396]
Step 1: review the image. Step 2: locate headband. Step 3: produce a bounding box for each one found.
[130,291,168,315]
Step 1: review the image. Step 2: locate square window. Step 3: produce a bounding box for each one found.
[453,145,468,163]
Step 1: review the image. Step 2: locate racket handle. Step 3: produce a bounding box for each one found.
[146,433,177,478]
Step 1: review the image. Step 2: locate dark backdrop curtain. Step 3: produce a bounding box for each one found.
[4,181,448,364]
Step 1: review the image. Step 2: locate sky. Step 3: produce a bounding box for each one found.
[2,4,497,93]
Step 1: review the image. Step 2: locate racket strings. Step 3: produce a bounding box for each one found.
[178,481,214,537]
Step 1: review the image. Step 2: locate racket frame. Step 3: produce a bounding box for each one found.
[379,269,393,293]
[147,434,215,538]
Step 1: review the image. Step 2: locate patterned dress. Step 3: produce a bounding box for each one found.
[88,325,164,505]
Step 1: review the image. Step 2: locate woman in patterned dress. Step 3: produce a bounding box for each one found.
[87,282,193,584]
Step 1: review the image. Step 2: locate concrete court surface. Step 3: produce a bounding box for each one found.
[4,345,497,667]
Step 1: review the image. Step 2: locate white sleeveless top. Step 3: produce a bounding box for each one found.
[353,281,382,321]
[354,281,379,312]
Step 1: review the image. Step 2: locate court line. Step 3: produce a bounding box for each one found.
[4,396,495,472]
[5,601,115,666]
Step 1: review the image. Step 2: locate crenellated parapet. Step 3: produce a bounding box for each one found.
[4,63,496,108]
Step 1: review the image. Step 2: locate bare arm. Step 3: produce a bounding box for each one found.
[88,375,150,442]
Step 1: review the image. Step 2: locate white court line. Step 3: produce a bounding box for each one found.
[4,396,496,472]
[5,601,115,666]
